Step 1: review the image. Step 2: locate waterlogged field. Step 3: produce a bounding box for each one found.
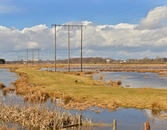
[0,64,167,130]
[93,71,167,88]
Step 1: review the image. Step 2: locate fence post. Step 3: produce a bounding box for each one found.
[53,117,56,130]
[113,119,117,130]
[144,122,150,130]
[78,115,82,129]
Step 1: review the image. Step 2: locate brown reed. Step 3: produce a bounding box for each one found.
[0,96,79,130]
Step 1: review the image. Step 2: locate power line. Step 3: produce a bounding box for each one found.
[83,0,136,20]
[87,0,159,21]
[102,9,167,24]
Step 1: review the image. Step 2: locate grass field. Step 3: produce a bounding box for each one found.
[8,65,167,112]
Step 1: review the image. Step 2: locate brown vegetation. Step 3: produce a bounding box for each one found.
[0,100,80,130]
[2,86,15,95]
[11,72,49,103]
[0,83,6,89]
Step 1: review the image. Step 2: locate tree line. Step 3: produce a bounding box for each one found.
[5,56,167,64]
[56,57,167,64]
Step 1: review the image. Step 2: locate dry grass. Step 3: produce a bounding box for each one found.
[2,87,15,95]
[0,95,80,130]
[0,94,99,130]
[0,83,6,89]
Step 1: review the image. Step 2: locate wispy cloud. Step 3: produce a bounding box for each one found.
[0,4,21,14]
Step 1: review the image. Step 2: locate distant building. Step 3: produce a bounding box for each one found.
[106,59,111,63]
[0,59,5,64]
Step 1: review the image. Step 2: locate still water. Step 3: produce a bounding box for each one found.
[94,72,167,88]
[0,69,19,86]
[1,69,167,130]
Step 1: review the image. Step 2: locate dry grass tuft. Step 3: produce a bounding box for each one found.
[151,102,160,110]
[0,83,6,89]
[151,102,161,116]
[64,95,73,104]
[108,80,114,85]
[2,86,15,95]
[116,80,122,86]
[22,90,49,103]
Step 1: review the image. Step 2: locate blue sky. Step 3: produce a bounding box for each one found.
[1,0,166,29]
[0,0,167,61]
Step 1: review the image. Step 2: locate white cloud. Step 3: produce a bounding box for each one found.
[137,6,167,29]
[1,6,167,60]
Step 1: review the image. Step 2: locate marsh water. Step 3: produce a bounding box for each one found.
[93,71,167,88]
[1,68,167,130]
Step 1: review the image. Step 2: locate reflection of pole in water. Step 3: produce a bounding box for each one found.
[144,122,150,130]
[68,25,70,72]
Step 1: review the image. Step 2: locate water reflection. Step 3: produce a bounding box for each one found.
[69,108,167,130]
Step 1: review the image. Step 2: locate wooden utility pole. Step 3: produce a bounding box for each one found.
[32,49,34,66]
[81,25,83,72]
[68,25,70,72]
[54,26,57,72]
[38,49,40,67]
[26,49,40,67]
[26,49,28,67]
[51,24,59,72]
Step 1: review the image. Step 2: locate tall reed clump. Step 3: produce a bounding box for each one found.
[0,96,80,130]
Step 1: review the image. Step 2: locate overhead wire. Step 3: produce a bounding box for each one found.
[83,0,136,20]
[89,0,159,21]
[103,8,167,24]
[80,0,167,25]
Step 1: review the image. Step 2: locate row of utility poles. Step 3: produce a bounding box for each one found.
[23,24,85,71]
[51,24,86,72]
[26,49,40,66]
